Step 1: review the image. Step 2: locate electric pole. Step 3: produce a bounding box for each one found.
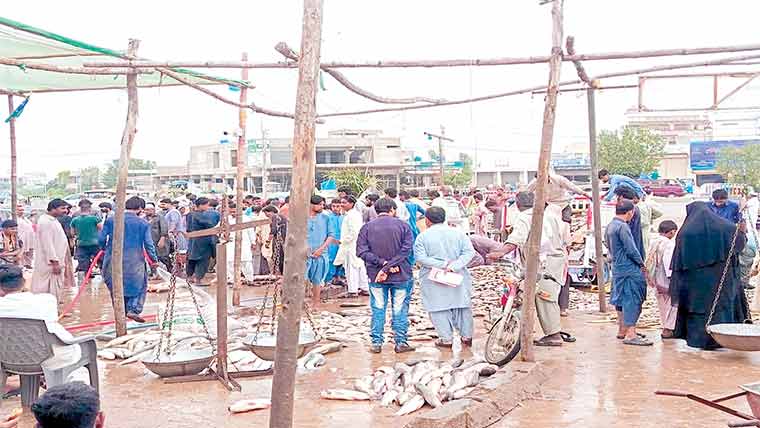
[423,127,453,187]
[260,123,269,199]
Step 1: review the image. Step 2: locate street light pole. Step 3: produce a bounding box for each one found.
[423,128,453,187]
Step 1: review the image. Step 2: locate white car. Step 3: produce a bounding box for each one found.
[432,197,471,234]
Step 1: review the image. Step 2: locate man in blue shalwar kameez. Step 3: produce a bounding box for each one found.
[414,207,476,348]
[605,200,651,346]
[306,195,335,308]
[99,196,158,323]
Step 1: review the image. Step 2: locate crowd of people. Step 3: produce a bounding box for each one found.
[2,172,759,425]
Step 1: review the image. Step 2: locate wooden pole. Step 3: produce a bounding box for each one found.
[587,88,607,313]
[111,39,140,337]
[269,0,323,427]
[715,74,759,107]
[6,95,17,222]
[519,0,564,363]
[318,51,760,118]
[84,42,760,69]
[713,75,719,108]
[0,56,152,75]
[438,126,446,186]
[232,52,249,307]
[215,197,230,383]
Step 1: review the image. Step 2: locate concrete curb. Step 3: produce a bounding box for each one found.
[404,360,554,428]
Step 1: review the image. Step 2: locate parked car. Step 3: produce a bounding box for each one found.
[643,179,686,198]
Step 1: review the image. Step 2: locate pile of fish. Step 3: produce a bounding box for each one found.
[320,358,499,416]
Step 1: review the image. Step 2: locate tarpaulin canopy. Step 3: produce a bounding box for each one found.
[0,16,251,94]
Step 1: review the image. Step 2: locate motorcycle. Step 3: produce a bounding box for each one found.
[484,260,524,366]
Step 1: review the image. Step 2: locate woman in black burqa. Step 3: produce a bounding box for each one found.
[669,201,749,349]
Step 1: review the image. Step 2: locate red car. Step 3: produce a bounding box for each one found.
[642,179,686,197]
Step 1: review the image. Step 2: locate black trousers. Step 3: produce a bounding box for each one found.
[186,257,211,282]
[75,245,100,272]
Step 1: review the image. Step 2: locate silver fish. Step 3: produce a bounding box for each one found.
[479,364,499,377]
[353,376,374,397]
[305,353,326,370]
[371,374,387,395]
[397,390,414,406]
[427,378,444,399]
[229,399,271,413]
[445,371,467,400]
[380,389,399,406]
[457,357,486,372]
[307,342,344,355]
[419,370,435,387]
[416,382,442,408]
[449,358,464,368]
[452,387,474,400]
[395,394,425,416]
[321,389,371,401]
[464,368,480,387]
[442,372,452,389]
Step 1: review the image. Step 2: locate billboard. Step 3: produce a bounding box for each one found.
[690,139,760,171]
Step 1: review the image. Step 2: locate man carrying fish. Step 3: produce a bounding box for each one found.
[357,197,415,354]
[487,192,569,347]
[414,207,476,348]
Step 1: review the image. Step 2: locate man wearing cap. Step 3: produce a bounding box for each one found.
[606,200,651,346]
[71,199,101,277]
[414,206,476,348]
[31,199,75,306]
[487,192,569,347]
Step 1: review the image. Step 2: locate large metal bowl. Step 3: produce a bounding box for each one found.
[245,331,317,361]
[141,349,215,378]
[707,323,760,352]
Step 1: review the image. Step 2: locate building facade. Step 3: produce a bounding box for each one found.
[155,130,414,193]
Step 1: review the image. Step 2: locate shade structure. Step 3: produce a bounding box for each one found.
[0,16,250,94]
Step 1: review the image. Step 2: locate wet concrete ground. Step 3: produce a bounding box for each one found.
[5,276,759,427]
[495,312,760,428]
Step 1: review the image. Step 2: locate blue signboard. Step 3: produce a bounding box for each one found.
[690,139,760,171]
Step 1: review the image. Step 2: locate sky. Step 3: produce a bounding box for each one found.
[2,0,760,177]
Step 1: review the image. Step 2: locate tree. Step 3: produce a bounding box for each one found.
[324,168,378,196]
[598,126,665,177]
[80,166,101,190]
[444,153,474,188]
[102,158,157,188]
[716,144,760,189]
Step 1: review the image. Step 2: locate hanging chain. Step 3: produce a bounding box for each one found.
[184,272,217,356]
[253,279,276,341]
[706,220,743,328]
[301,282,322,341]
[155,262,178,360]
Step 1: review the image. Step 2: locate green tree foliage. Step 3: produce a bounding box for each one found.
[598,126,665,177]
[325,168,378,196]
[716,145,760,189]
[102,159,157,188]
[444,153,474,188]
[80,166,101,190]
[44,170,71,198]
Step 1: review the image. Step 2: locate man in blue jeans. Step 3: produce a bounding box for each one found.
[357,197,415,354]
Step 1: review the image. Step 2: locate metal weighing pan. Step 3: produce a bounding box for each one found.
[245,330,317,361]
[708,323,760,352]
[142,349,215,378]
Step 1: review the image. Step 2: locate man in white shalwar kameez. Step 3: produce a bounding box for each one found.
[31,199,74,306]
[335,196,369,296]
[16,203,34,268]
[226,212,257,282]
